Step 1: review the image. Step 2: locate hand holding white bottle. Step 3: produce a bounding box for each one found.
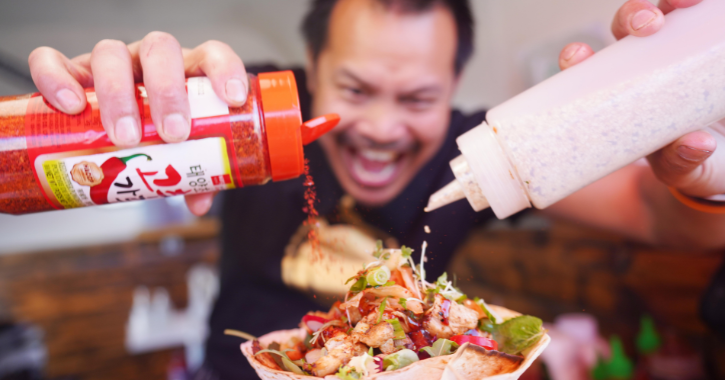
[427,0,725,219]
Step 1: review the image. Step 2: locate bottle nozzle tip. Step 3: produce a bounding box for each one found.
[425,180,466,213]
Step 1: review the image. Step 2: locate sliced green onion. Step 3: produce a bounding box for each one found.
[255,348,306,374]
[224,329,256,341]
[350,277,367,293]
[282,356,306,375]
[366,265,391,286]
[385,319,406,340]
[399,298,408,310]
[377,296,389,323]
[373,240,384,259]
[368,347,374,356]
[375,281,396,288]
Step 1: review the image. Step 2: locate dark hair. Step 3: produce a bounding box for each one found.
[301,0,474,75]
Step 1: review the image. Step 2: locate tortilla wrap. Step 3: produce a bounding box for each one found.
[240,305,550,380]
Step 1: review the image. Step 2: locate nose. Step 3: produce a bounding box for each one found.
[355,100,408,145]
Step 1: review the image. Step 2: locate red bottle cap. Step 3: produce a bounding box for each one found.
[301,114,340,145]
[258,71,304,182]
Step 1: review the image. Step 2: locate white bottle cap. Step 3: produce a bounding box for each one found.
[456,122,531,219]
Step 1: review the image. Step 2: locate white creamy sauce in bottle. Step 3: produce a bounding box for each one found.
[427,1,725,219]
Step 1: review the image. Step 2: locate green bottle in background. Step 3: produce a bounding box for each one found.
[607,336,633,380]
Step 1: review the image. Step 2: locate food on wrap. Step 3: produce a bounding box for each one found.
[237,242,549,379]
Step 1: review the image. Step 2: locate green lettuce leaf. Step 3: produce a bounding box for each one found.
[337,366,361,380]
[419,339,459,357]
[492,315,544,355]
[382,349,419,371]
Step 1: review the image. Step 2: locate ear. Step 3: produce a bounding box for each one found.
[305,47,317,95]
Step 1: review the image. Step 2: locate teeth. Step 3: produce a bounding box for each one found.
[359,149,398,162]
[352,158,397,185]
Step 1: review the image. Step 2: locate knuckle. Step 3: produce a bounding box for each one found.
[93,39,127,54]
[199,40,231,54]
[142,31,181,50]
[152,83,185,102]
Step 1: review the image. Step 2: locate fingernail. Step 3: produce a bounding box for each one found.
[115,116,140,146]
[225,79,247,103]
[56,88,81,111]
[163,113,190,141]
[677,145,712,162]
[631,9,657,31]
[563,44,582,61]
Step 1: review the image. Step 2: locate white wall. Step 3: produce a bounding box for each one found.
[0,0,628,253]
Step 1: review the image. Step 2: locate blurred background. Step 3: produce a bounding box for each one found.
[0,0,723,379]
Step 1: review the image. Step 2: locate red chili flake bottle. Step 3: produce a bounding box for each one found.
[0,71,338,215]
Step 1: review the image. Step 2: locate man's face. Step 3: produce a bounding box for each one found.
[307,0,459,207]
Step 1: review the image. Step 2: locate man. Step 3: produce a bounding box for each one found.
[27,0,725,378]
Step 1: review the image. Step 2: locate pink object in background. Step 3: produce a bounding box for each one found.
[541,313,610,380]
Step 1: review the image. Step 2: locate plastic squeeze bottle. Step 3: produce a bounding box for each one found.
[0,71,339,214]
[425,2,725,219]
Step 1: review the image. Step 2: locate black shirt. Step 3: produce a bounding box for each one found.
[205,66,496,379]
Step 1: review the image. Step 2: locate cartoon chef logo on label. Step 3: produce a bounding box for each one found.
[70,161,105,187]
[70,153,152,205]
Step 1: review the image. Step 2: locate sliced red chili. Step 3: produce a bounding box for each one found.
[449,334,498,351]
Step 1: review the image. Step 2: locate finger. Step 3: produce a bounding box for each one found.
[558,42,595,71]
[184,192,216,216]
[657,0,703,15]
[646,130,717,193]
[28,47,92,114]
[139,31,190,143]
[611,0,665,40]
[90,39,143,148]
[184,40,249,107]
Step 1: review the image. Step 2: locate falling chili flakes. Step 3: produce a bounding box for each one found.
[303,159,321,261]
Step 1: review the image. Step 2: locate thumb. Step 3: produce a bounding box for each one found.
[647,130,716,195]
[184,192,217,216]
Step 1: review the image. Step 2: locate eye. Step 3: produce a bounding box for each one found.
[400,96,435,111]
[346,86,363,95]
[341,85,367,103]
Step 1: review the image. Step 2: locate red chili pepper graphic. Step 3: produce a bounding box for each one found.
[153,165,182,187]
[90,153,151,205]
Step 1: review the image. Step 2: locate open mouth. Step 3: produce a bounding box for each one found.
[341,147,408,188]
